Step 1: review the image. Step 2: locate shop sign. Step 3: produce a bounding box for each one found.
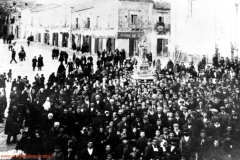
[117,32,143,39]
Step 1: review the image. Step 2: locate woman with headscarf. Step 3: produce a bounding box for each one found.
[57,62,66,77]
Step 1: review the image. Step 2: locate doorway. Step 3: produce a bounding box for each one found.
[157,38,168,56]
[129,39,138,57]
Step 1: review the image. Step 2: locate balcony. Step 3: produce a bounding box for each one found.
[154,22,170,34]
[129,23,143,31]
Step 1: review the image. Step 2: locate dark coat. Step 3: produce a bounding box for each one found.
[38,56,44,67]
[80,148,98,160]
[32,58,37,67]
[5,111,22,135]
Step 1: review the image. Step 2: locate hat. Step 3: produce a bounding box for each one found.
[183,129,189,133]
[191,111,197,117]
[212,117,220,123]
[182,107,187,110]
[200,129,206,134]
[122,137,128,141]
[220,106,226,110]
[173,123,179,127]
[211,109,218,113]
[163,127,168,132]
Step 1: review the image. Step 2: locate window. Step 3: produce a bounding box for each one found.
[76,18,78,28]
[96,16,99,28]
[131,15,137,25]
[159,16,164,23]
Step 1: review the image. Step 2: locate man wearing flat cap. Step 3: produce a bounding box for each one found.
[196,129,211,160]
[218,106,230,129]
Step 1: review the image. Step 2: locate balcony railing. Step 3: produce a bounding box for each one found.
[129,23,143,30]
[154,22,170,34]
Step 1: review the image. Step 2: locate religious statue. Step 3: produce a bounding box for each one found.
[138,35,147,62]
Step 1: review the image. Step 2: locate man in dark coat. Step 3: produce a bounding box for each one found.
[38,55,44,71]
[80,140,98,160]
[64,51,69,64]
[32,56,37,71]
[59,51,65,63]
[10,48,17,64]
[52,48,56,60]
[5,106,22,144]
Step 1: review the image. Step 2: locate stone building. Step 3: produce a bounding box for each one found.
[17,0,171,58]
[71,0,171,58]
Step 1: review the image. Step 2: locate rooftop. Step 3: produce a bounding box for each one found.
[31,3,60,12]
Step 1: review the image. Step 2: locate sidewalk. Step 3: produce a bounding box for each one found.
[14,39,92,56]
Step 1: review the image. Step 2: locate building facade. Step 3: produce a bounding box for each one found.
[71,0,171,58]
[16,0,171,58]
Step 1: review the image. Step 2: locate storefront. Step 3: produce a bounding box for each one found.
[76,34,81,51]
[38,33,41,42]
[44,31,50,45]
[117,32,143,57]
[61,32,69,47]
[82,35,91,53]
[52,33,58,46]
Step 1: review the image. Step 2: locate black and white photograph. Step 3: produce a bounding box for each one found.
[0,0,239,159]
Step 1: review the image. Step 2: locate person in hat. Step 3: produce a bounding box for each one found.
[93,112,105,131]
[95,125,107,154]
[210,139,225,160]
[129,145,141,159]
[142,116,154,138]
[218,106,230,129]
[173,123,182,140]
[172,112,185,129]
[52,145,65,160]
[182,118,199,138]
[196,129,211,160]
[137,131,148,154]
[5,105,21,144]
[37,55,44,71]
[117,114,130,132]
[115,137,132,159]
[212,116,224,139]
[101,145,116,160]
[180,129,197,160]
[166,139,181,160]
[162,127,170,141]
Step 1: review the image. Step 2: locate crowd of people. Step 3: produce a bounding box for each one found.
[1,45,240,160]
